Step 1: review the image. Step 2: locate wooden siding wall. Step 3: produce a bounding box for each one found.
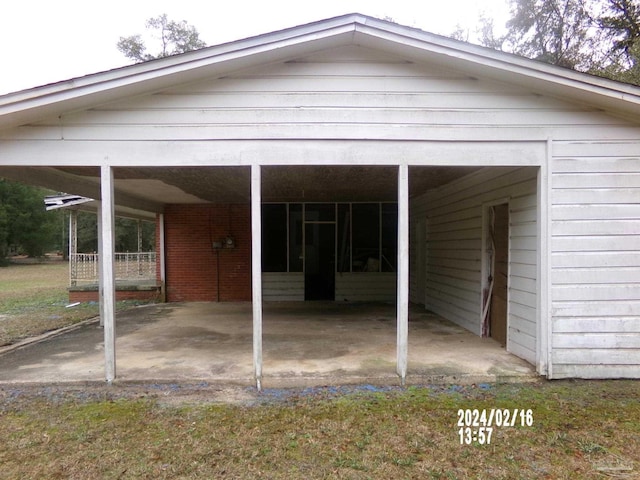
[263,272,304,301]
[409,217,427,305]
[262,273,396,302]
[10,45,637,145]
[411,167,538,364]
[335,273,396,302]
[550,141,640,378]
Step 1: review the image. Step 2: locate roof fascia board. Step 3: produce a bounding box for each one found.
[0,20,358,129]
[2,12,640,126]
[1,15,360,103]
[354,18,640,95]
[352,22,640,117]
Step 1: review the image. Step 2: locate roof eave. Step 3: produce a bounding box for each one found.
[2,13,640,128]
[0,14,362,129]
[351,20,640,120]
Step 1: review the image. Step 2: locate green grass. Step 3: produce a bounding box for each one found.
[0,381,638,479]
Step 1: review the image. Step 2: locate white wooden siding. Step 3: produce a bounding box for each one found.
[335,273,396,302]
[262,272,304,301]
[262,272,396,302]
[411,167,538,363]
[508,190,538,363]
[550,141,640,378]
[8,45,639,145]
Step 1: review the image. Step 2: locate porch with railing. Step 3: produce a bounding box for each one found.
[70,252,157,286]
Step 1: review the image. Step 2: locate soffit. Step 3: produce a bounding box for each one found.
[49,165,482,206]
[0,161,488,213]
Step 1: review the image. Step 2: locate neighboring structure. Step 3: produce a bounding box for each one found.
[1,14,639,385]
[44,194,160,302]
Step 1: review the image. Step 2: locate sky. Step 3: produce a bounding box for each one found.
[0,0,510,95]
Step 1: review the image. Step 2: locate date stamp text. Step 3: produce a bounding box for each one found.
[457,409,534,445]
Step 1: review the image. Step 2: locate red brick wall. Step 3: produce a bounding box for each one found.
[69,289,161,303]
[163,204,251,302]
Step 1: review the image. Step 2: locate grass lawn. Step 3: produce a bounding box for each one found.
[0,261,147,346]
[0,263,638,479]
[0,381,638,479]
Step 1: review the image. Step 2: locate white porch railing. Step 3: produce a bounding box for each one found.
[70,252,157,286]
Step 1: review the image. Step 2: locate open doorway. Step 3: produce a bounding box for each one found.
[304,203,336,300]
[482,202,509,347]
[305,222,336,300]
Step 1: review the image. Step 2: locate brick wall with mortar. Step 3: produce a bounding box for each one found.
[69,289,161,303]
[163,204,251,302]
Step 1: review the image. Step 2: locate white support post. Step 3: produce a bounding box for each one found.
[537,140,552,378]
[68,210,77,286]
[97,204,104,327]
[251,164,263,390]
[100,166,117,383]
[158,213,167,303]
[397,163,409,384]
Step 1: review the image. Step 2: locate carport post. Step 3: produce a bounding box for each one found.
[397,163,409,384]
[100,165,117,383]
[251,164,263,390]
[97,204,104,327]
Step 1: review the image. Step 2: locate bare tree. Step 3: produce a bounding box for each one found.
[117,14,206,63]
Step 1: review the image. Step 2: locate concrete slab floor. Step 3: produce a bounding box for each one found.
[0,302,537,387]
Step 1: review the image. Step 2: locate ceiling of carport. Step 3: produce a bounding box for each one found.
[70,165,481,204]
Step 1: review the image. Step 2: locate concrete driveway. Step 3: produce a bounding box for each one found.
[0,302,536,387]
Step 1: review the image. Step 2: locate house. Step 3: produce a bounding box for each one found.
[1,14,639,386]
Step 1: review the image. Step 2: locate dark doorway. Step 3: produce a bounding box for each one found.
[305,223,335,300]
[490,203,509,346]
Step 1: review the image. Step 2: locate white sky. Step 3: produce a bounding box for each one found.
[0,0,510,95]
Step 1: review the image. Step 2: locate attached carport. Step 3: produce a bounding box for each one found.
[0,147,545,388]
[0,14,560,387]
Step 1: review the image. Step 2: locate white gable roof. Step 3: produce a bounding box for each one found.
[1,13,640,129]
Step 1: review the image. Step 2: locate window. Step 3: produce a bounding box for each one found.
[352,203,380,272]
[337,203,351,273]
[381,203,398,272]
[305,203,335,222]
[288,204,303,272]
[261,202,398,273]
